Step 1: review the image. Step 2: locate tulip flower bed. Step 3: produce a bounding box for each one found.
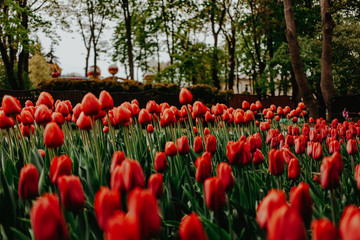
[0,88,359,240]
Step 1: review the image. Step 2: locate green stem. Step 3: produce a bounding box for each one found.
[90,117,102,183]
[330,189,336,224]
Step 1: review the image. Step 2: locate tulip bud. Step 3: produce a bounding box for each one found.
[320,153,343,190]
[147,124,154,133]
[99,90,114,111]
[193,136,203,153]
[339,205,360,240]
[347,139,358,155]
[165,141,177,157]
[267,205,306,240]
[290,182,313,223]
[110,151,126,174]
[179,213,208,240]
[138,109,152,125]
[49,154,72,184]
[2,95,21,117]
[154,152,167,173]
[127,188,161,239]
[256,189,286,229]
[226,140,251,165]
[35,104,52,125]
[94,187,121,230]
[269,149,285,176]
[294,136,306,154]
[57,175,85,213]
[204,177,226,211]
[179,88,193,105]
[105,211,140,240]
[177,136,190,155]
[148,173,163,199]
[18,163,39,199]
[81,92,101,116]
[217,162,234,192]
[205,134,217,155]
[44,122,64,149]
[253,149,265,165]
[195,155,212,183]
[288,158,300,180]
[311,218,338,240]
[111,159,145,193]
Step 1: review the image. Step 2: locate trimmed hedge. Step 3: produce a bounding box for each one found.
[38,79,233,106]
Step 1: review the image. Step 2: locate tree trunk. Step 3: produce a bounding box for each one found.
[320,0,337,119]
[85,38,91,77]
[227,26,236,91]
[283,0,319,118]
[290,68,301,103]
[124,2,134,80]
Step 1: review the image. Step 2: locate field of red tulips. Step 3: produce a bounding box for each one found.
[0,88,359,240]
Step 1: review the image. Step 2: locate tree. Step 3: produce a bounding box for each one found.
[29,52,52,85]
[320,0,337,116]
[283,0,319,118]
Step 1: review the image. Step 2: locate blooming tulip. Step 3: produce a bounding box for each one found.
[94,187,121,230]
[177,136,190,155]
[49,154,72,184]
[148,173,163,199]
[57,175,85,213]
[347,139,358,155]
[217,162,234,192]
[269,149,285,176]
[30,193,68,240]
[154,152,167,173]
[44,122,64,148]
[179,213,207,240]
[81,92,101,116]
[99,90,114,111]
[204,177,226,211]
[165,141,177,156]
[288,158,300,180]
[18,163,39,199]
[179,88,193,105]
[339,205,360,240]
[311,218,338,240]
[290,182,313,223]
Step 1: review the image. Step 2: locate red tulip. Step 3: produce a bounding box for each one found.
[127,188,161,239]
[217,162,234,192]
[38,149,45,158]
[55,101,69,117]
[20,109,34,125]
[281,147,296,164]
[81,92,100,116]
[252,149,264,165]
[193,136,203,153]
[195,155,212,183]
[226,140,251,165]
[179,88,193,105]
[205,134,217,154]
[242,101,250,110]
[328,140,340,154]
[320,152,343,190]
[211,103,223,116]
[260,121,270,131]
[179,213,208,240]
[312,142,323,160]
[339,205,360,240]
[111,159,145,193]
[76,112,92,130]
[161,108,176,127]
[234,111,245,124]
[267,205,306,240]
[110,151,125,174]
[256,189,287,229]
[255,100,262,109]
[94,187,121,230]
[193,101,207,118]
[290,182,313,223]
[99,90,114,111]
[292,126,300,136]
[25,100,34,107]
[20,123,34,137]
[114,106,132,125]
[138,109,152,125]
[35,104,52,125]
[57,175,85,213]
[147,124,154,133]
[0,110,14,129]
[347,139,358,155]
[146,100,158,114]
[148,173,163,199]
[2,95,21,117]
[44,122,64,148]
[244,110,254,122]
[355,165,360,190]
[49,154,72,184]
[30,193,67,240]
[165,141,177,156]
[105,211,140,240]
[204,177,226,211]
[288,158,300,180]
[177,136,190,155]
[269,149,285,176]
[285,134,294,147]
[36,91,54,109]
[18,163,39,199]
[51,112,65,126]
[154,152,167,173]
[311,218,338,240]
[294,136,306,154]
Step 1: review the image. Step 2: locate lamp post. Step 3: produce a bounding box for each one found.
[108,64,118,80]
